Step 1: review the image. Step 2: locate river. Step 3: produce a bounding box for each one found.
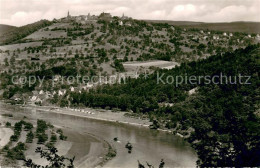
[0,102,197,167]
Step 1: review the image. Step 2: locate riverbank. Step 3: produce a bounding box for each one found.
[0,105,112,168]
[1,101,179,134]
[23,103,154,130]
[0,101,198,167]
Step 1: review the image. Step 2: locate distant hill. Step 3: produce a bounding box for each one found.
[0,24,17,36]
[144,20,204,26]
[144,20,260,34]
[0,20,52,45]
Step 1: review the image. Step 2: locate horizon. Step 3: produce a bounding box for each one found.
[0,0,259,27]
[2,14,260,28]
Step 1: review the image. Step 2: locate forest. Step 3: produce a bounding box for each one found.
[68,44,260,166]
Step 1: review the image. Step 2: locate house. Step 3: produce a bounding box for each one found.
[53,75,61,82]
[125,22,132,26]
[58,89,66,96]
[87,83,94,88]
[213,36,219,40]
[223,32,227,36]
[11,94,22,101]
[229,33,233,37]
[35,97,43,104]
[188,87,198,95]
[70,86,75,92]
[159,102,174,107]
[119,21,123,26]
[31,95,37,101]
[77,15,86,21]
[203,36,208,40]
[207,32,211,35]
[86,13,98,21]
[200,30,204,34]
[32,91,38,95]
[39,90,44,95]
[46,91,52,97]
[248,34,251,38]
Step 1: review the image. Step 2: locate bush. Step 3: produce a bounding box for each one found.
[37,133,48,144]
[26,131,34,143]
[6,142,26,160]
[10,134,19,142]
[36,120,48,134]
[45,142,54,148]
[24,122,33,131]
[56,129,63,134]
[6,122,11,127]
[59,134,67,141]
[50,134,57,142]
[14,121,23,132]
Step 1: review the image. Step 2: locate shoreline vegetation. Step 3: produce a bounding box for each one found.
[4,101,184,135]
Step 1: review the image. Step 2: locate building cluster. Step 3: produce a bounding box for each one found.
[59,11,130,25]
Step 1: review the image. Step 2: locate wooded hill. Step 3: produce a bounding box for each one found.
[69,44,260,166]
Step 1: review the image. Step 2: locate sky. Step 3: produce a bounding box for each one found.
[0,0,259,27]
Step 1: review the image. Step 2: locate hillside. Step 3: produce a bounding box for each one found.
[0,13,258,77]
[145,20,260,34]
[0,13,259,100]
[0,24,17,36]
[0,20,52,45]
[69,44,260,166]
[0,13,259,167]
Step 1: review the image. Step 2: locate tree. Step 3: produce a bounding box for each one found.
[24,147,75,168]
[4,57,9,66]
[51,134,57,142]
[26,131,34,143]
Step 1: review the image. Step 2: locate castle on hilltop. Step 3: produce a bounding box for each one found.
[59,11,130,24]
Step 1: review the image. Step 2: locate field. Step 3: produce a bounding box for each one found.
[123,60,180,72]
[0,41,43,51]
[25,30,67,40]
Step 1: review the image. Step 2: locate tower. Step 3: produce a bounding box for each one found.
[67,10,70,18]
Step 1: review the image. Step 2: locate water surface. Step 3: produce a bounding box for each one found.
[0,103,197,167]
